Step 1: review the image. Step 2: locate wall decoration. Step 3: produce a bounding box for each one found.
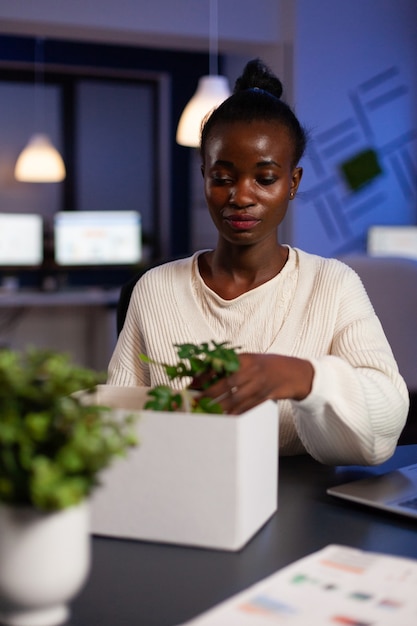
[340,148,383,192]
[300,66,416,255]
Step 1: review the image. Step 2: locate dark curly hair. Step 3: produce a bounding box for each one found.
[200,58,307,167]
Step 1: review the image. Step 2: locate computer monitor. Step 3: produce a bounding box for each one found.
[53,210,142,267]
[0,212,43,267]
[367,225,417,260]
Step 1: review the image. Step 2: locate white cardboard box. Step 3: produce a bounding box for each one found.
[90,385,279,551]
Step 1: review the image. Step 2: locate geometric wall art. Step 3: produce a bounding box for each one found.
[298,66,417,256]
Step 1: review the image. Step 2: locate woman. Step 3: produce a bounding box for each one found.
[108,59,408,465]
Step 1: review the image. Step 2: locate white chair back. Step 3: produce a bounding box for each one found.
[340,255,417,392]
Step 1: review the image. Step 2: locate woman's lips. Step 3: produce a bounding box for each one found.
[225,214,260,230]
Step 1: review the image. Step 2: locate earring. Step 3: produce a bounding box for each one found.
[290,192,295,199]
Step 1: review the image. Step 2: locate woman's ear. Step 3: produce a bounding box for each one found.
[290,167,303,196]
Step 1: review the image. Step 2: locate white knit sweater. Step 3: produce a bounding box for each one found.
[108,247,409,465]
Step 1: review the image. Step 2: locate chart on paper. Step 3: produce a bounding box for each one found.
[180,544,417,625]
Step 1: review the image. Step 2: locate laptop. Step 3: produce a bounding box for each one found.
[327,463,417,520]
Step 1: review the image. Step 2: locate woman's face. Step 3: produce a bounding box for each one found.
[202,120,302,247]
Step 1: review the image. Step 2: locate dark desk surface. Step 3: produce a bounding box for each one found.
[70,445,417,626]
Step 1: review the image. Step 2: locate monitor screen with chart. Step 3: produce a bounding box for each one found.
[53,210,142,267]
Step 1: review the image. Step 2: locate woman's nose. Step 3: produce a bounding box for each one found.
[230,179,255,207]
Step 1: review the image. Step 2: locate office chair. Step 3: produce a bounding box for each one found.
[116,256,187,336]
[340,254,417,444]
[116,272,143,336]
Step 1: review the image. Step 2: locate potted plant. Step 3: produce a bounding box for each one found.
[0,347,137,626]
[140,341,241,413]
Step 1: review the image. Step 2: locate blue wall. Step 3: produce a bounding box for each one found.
[291,0,417,257]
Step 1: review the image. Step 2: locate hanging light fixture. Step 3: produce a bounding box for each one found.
[14,38,66,183]
[15,133,66,182]
[176,0,231,147]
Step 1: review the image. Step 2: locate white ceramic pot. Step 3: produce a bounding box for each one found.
[0,501,91,626]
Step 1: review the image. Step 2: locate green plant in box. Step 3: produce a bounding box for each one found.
[140,341,240,413]
[0,347,137,511]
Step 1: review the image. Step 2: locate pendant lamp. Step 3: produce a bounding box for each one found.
[15,133,66,182]
[176,0,231,147]
[14,38,66,183]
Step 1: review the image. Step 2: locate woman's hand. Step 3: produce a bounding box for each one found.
[197,353,314,415]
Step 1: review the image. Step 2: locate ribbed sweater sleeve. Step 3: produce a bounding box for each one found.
[285,250,408,464]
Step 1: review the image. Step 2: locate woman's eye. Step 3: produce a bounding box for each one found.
[258,176,277,186]
[211,174,232,185]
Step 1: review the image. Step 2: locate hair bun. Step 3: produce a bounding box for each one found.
[234,58,283,99]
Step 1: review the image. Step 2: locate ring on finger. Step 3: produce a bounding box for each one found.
[210,385,238,405]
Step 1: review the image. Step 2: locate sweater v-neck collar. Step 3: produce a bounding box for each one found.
[169,248,320,355]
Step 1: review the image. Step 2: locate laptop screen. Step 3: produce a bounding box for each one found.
[54,210,142,267]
